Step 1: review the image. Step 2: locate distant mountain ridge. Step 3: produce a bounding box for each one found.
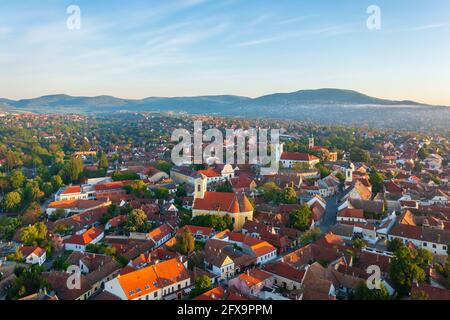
[0,88,438,113]
[1,89,449,131]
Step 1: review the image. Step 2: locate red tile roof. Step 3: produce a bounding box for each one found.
[281,152,320,162]
[193,192,253,213]
[197,169,221,178]
[65,226,104,246]
[194,286,226,300]
[177,225,214,237]
[61,186,81,194]
[338,208,365,219]
[237,269,272,288]
[147,224,173,243]
[263,261,305,283]
[19,246,46,258]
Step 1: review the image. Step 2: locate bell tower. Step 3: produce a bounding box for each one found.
[194,174,207,199]
[308,132,315,149]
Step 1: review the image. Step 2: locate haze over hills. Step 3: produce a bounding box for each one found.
[1,89,449,131]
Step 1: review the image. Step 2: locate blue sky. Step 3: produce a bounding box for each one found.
[1,0,449,105]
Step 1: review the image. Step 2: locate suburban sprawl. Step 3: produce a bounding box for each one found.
[0,112,449,301]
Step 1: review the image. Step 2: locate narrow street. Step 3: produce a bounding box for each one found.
[320,192,344,233]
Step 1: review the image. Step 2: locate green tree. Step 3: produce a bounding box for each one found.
[316,164,331,179]
[189,275,212,298]
[289,204,311,231]
[260,182,281,203]
[281,187,297,204]
[10,170,25,189]
[176,184,187,198]
[20,222,48,246]
[0,216,22,241]
[0,176,10,195]
[7,265,51,300]
[24,180,44,203]
[154,187,169,199]
[7,249,24,263]
[42,182,54,197]
[335,172,345,183]
[98,151,108,170]
[369,170,385,194]
[125,209,148,233]
[176,228,195,254]
[153,160,172,174]
[3,191,22,212]
[63,157,83,183]
[389,246,428,296]
[300,227,321,245]
[350,147,370,163]
[411,290,429,300]
[5,150,23,171]
[386,238,404,253]
[352,283,390,300]
[51,175,64,190]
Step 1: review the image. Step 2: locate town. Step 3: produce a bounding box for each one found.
[0,112,448,301]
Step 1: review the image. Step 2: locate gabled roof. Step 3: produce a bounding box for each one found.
[61,186,81,195]
[281,152,320,162]
[117,257,189,300]
[65,226,104,246]
[338,208,365,219]
[147,223,173,243]
[263,261,306,283]
[235,269,272,288]
[411,282,450,300]
[193,192,253,213]
[19,246,46,258]
[194,286,226,300]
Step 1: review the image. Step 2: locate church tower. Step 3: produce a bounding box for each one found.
[346,163,355,183]
[194,174,207,199]
[308,132,315,149]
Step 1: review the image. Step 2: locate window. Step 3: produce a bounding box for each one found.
[432,244,437,249]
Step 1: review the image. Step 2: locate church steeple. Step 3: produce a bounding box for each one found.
[308,130,315,149]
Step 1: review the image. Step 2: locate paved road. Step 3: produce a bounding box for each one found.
[320,192,344,232]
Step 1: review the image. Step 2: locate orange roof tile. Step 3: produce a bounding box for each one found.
[194,286,225,300]
[61,186,81,194]
[65,226,104,246]
[193,192,253,213]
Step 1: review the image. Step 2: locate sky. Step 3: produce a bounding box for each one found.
[1,0,450,105]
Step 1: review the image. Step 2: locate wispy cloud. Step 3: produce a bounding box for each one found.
[232,25,354,47]
[401,23,448,32]
[277,16,312,25]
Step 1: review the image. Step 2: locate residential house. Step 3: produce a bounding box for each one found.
[19,246,46,266]
[64,227,105,252]
[104,257,191,300]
